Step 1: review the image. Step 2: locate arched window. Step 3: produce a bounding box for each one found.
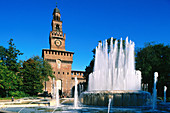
[56,59,61,69]
[56,16,60,21]
[56,24,60,31]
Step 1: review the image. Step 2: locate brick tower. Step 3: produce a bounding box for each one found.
[42,4,86,97]
[42,4,74,96]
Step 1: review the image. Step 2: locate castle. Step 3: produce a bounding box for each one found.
[42,4,86,97]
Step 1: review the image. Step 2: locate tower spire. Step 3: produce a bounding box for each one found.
[53,1,60,14]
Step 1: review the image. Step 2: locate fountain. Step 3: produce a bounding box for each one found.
[51,81,60,113]
[1,37,169,112]
[18,101,35,113]
[52,78,55,99]
[108,98,112,113]
[74,77,78,108]
[80,37,151,106]
[164,86,167,103]
[152,72,158,110]
[50,79,60,107]
[56,81,60,107]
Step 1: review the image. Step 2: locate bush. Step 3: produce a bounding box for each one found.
[9,91,29,97]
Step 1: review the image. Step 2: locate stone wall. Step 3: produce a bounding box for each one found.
[80,90,152,106]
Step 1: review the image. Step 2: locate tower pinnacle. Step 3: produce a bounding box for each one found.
[53,1,60,14]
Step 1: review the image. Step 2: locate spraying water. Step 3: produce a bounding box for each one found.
[108,98,112,113]
[164,86,167,103]
[88,37,141,91]
[52,81,60,113]
[153,72,158,110]
[74,77,78,108]
[18,101,35,113]
[56,81,60,107]
[53,78,55,99]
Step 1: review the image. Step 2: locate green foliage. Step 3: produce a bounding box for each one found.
[40,59,54,81]
[0,39,23,97]
[136,42,170,97]
[9,91,29,97]
[0,65,22,90]
[0,39,54,97]
[22,57,43,95]
[0,97,23,100]
[0,46,6,61]
[21,56,54,96]
[5,39,23,72]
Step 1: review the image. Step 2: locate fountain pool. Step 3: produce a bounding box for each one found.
[1,37,169,112]
[1,100,170,113]
[81,37,151,106]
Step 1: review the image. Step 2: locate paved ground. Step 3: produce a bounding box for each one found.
[0,100,10,102]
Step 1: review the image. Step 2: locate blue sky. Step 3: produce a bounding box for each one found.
[0,0,170,71]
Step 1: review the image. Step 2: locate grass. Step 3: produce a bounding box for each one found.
[0,95,42,101]
[0,97,23,100]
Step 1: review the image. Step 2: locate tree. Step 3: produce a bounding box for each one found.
[22,58,43,95]
[0,46,6,61]
[0,65,14,97]
[32,56,54,91]
[0,39,23,97]
[21,56,54,96]
[5,39,23,72]
[41,60,54,91]
[136,43,170,97]
[0,65,23,97]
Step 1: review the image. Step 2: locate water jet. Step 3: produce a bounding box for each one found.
[164,86,167,103]
[74,77,78,108]
[80,37,152,106]
[152,72,158,109]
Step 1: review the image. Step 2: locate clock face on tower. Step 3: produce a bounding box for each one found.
[55,39,62,46]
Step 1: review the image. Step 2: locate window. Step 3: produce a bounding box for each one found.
[62,61,72,64]
[67,72,69,75]
[58,72,60,74]
[56,24,60,31]
[56,16,60,21]
[46,59,56,63]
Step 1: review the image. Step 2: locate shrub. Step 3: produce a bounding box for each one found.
[9,91,29,97]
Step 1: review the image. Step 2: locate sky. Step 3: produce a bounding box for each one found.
[0,0,170,71]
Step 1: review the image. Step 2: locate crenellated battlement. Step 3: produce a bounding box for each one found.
[71,70,85,79]
[42,49,74,62]
[43,49,73,56]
